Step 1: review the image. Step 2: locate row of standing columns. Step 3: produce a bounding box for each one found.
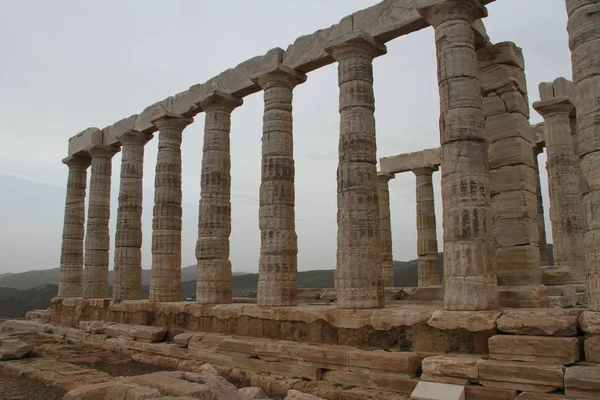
[57,0,600,312]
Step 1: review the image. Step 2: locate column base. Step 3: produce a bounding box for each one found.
[498,285,550,308]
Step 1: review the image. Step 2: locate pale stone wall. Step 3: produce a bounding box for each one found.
[113,131,152,301]
[326,32,386,309]
[84,145,119,299]
[58,155,91,298]
[419,0,498,310]
[479,42,542,291]
[148,113,193,302]
[565,0,600,311]
[195,92,242,305]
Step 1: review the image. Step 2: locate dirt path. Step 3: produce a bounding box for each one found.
[0,371,66,400]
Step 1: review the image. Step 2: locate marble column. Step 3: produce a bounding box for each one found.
[325,31,386,309]
[83,145,119,299]
[533,145,550,266]
[195,92,243,305]
[419,0,498,310]
[414,167,440,287]
[149,112,193,302]
[534,89,585,283]
[112,130,152,301]
[58,154,91,298]
[252,65,306,307]
[377,172,395,288]
[565,0,600,311]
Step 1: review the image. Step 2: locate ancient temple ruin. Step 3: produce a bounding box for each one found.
[4,0,600,399]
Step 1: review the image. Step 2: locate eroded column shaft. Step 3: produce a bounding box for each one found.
[377,172,395,287]
[326,32,386,309]
[253,66,305,307]
[414,168,440,286]
[419,0,498,310]
[196,92,242,305]
[84,146,119,298]
[113,131,151,301]
[149,113,193,302]
[58,155,91,298]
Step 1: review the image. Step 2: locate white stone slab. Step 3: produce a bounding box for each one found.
[411,381,465,400]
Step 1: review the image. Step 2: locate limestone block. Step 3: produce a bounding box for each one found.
[478,360,565,392]
[496,247,542,286]
[63,380,130,400]
[427,310,501,333]
[500,90,530,118]
[541,266,579,286]
[490,165,538,196]
[494,218,538,247]
[68,127,103,156]
[498,286,549,308]
[380,148,440,174]
[489,137,536,169]
[496,309,580,336]
[492,191,538,220]
[102,115,137,146]
[130,372,217,399]
[411,381,465,400]
[531,123,546,147]
[284,390,325,400]
[477,41,525,70]
[239,387,267,400]
[79,320,106,334]
[564,366,600,399]
[464,385,517,400]
[571,37,600,83]
[580,311,600,334]
[401,286,444,301]
[483,95,507,118]
[422,355,482,382]
[0,338,34,360]
[105,324,167,343]
[1,319,48,334]
[584,335,600,363]
[421,374,469,386]
[174,333,194,348]
[485,112,532,144]
[480,64,528,96]
[489,335,579,364]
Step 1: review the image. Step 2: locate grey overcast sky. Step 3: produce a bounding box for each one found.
[0,0,571,274]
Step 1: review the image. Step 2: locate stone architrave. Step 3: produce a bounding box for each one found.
[566,0,600,311]
[252,65,306,307]
[533,145,550,266]
[533,80,586,284]
[58,154,91,298]
[325,31,386,309]
[413,167,440,287]
[418,0,499,310]
[377,172,395,288]
[112,130,153,301]
[83,145,120,299]
[195,91,243,305]
[148,113,193,302]
[480,41,546,307]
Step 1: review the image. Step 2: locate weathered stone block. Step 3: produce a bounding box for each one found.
[411,381,465,400]
[68,128,103,156]
[422,355,482,382]
[584,335,600,363]
[480,64,528,96]
[105,324,167,343]
[478,360,565,392]
[580,311,600,334]
[380,148,440,174]
[477,41,525,70]
[465,385,517,400]
[489,335,579,364]
[489,137,536,169]
[490,165,538,196]
[483,95,507,118]
[564,366,600,399]
[494,218,538,247]
[497,309,580,336]
[492,191,538,220]
[485,112,533,143]
[496,246,542,286]
[498,286,548,308]
[427,310,501,333]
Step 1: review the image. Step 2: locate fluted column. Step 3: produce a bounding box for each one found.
[325,31,386,309]
[149,112,193,302]
[377,172,395,288]
[252,65,306,307]
[565,0,600,311]
[195,92,243,305]
[534,145,550,266]
[419,0,498,310]
[83,145,119,298]
[414,167,440,287]
[58,154,91,298]
[533,90,586,283]
[112,130,152,301]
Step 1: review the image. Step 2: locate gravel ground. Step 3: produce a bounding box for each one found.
[0,372,66,400]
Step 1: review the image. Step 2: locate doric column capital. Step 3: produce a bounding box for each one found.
[150,112,194,130]
[251,65,307,90]
[62,154,91,169]
[413,166,438,177]
[324,30,387,61]
[197,91,243,113]
[116,130,153,146]
[417,0,487,27]
[533,97,576,118]
[377,171,395,184]
[87,144,120,159]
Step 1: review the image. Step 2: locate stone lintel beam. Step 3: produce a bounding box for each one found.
[380,147,440,175]
[70,0,496,155]
[68,128,103,157]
